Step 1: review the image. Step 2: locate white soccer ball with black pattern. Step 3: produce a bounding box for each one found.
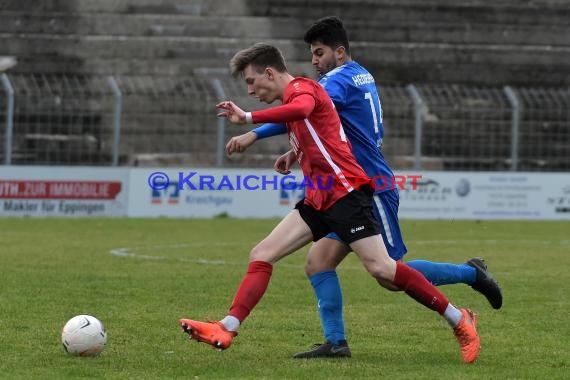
[61,315,107,357]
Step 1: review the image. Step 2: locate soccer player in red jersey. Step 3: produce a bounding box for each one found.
[180,43,480,363]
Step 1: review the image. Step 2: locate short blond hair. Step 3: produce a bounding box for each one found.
[229,43,287,78]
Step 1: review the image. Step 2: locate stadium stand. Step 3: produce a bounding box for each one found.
[0,0,568,169]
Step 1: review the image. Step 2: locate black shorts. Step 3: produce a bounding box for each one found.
[295,186,381,244]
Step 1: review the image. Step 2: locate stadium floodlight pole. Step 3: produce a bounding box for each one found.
[407,84,425,170]
[107,76,122,167]
[1,73,14,165]
[503,86,520,171]
[194,67,229,168]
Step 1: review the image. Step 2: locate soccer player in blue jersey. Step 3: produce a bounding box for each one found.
[225,16,502,358]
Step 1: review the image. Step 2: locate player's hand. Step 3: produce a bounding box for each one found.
[216,100,247,124]
[274,150,296,174]
[226,131,258,155]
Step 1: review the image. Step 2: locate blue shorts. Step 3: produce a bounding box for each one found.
[325,188,408,261]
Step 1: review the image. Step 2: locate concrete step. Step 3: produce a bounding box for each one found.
[249,0,570,26]
[10,56,314,79]
[121,113,215,132]
[10,58,569,88]
[3,0,568,15]
[1,34,304,62]
[6,33,568,65]
[7,34,570,79]
[1,12,567,46]
[0,13,294,39]
[0,0,249,15]
[389,155,445,170]
[345,20,570,46]
[360,60,570,87]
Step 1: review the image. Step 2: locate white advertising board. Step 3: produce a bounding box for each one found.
[397,171,570,220]
[0,166,129,217]
[1,167,568,220]
[127,168,305,218]
[128,169,570,220]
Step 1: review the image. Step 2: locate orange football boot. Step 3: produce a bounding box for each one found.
[180,319,237,350]
[453,308,480,363]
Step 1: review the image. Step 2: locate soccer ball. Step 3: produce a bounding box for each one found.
[61,315,107,357]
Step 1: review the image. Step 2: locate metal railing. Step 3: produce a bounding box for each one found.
[1,73,568,171]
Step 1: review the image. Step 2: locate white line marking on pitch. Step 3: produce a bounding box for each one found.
[110,239,568,268]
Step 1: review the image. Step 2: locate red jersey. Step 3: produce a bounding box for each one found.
[251,78,369,210]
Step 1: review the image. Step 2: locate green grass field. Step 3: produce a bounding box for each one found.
[1,218,569,379]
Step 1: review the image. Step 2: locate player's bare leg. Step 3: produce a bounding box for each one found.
[181,210,313,350]
[304,238,350,277]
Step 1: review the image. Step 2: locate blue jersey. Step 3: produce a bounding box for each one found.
[319,61,393,193]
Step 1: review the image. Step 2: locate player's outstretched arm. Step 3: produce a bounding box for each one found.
[216,100,247,124]
[226,131,258,155]
[218,95,315,126]
[253,123,287,139]
[274,149,296,175]
[226,123,287,156]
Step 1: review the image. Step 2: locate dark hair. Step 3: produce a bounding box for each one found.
[229,42,288,78]
[303,16,350,55]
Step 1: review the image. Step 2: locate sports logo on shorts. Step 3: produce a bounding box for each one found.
[350,226,365,233]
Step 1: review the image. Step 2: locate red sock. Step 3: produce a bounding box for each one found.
[228,260,273,322]
[393,261,449,314]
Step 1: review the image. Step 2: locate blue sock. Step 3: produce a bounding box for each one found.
[309,270,345,345]
[407,260,476,286]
